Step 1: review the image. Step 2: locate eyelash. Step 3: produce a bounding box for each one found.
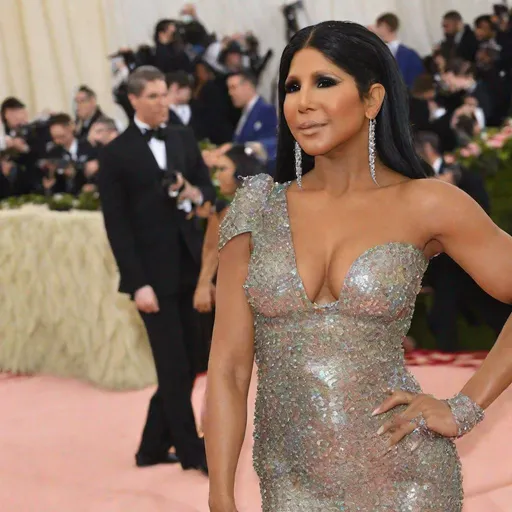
[284,77,339,93]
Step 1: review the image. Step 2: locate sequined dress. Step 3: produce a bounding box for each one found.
[219,174,463,511]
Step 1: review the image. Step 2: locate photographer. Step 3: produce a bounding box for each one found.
[42,113,98,196]
[74,85,104,139]
[1,97,51,193]
[153,19,192,74]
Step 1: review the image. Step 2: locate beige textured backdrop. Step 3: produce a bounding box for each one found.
[0,206,156,390]
[0,0,499,118]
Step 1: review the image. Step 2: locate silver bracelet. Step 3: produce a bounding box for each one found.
[444,393,485,438]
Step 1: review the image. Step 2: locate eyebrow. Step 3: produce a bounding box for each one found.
[285,70,343,82]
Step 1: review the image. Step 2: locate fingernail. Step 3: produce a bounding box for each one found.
[410,441,420,452]
[371,408,380,416]
[377,426,384,435]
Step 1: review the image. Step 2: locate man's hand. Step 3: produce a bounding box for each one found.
[134,285,160,313]
[5,136,29,154]
[169,172,203,204]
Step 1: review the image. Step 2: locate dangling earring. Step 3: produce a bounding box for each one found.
[368,118,378,186]
[294,141,303,189]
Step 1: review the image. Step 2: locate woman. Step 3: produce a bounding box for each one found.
[194,144,268,314]
[204,21,512,511]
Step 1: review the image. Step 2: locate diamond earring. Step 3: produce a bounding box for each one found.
[368,118,378,186]
[294,141,303,189]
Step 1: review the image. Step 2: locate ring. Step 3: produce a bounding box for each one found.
[410,413,429,432]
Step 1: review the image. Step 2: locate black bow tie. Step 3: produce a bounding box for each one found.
[141,126,167,142]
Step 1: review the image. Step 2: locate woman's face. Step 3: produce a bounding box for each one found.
[283,48,370,157]
[215,155,237,196]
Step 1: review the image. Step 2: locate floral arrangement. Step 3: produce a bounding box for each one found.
[451,120,512,176]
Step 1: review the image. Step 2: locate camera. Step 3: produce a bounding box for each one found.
[162,170,180,198]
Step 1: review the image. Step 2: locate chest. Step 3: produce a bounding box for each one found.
[244,190,428,321]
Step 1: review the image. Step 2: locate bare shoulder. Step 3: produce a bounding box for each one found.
[399,178,480,233]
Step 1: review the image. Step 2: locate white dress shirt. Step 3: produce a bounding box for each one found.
[386,39,401,58]
[235,94,260,136]
[134,116,167,170]
[171,104,192,126]
[432,157,443,176]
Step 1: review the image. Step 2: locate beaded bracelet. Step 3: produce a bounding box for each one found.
[444,393,485,438]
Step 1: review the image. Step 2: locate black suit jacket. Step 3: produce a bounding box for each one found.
[98,123,215,297]
[441,25,479,62]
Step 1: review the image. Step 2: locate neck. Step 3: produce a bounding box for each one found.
[64,138,76,151]
[135,114,161,129]
[387,35,398,43]
[245,93,258,107]
[306,123,379,195]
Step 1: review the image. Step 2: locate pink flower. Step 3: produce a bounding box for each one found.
[487,137,505,149]
[467,142,481,156]
[460,148,471,157]
[500,125,512,137]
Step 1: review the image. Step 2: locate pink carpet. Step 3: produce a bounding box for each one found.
[1,366,511,512]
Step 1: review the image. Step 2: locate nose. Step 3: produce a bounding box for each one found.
[297,84,315,113]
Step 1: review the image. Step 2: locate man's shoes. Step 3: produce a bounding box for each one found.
[135,452,180,467]
[183,459,209,476]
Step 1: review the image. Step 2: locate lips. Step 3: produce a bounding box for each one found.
[297,121,327,134]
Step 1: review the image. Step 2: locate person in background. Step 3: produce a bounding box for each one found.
[74,86,103,139]
[374,13,424,89]
[153,19,192,74]
[191,59,234,144]
[193,144,267,314]
[98,66,214,475]
[439,10,479,62]
[166,71,194,132]
[43,113,97,195]
[415,131,511,352]
[227,70,278,174]
[87,116,119,148]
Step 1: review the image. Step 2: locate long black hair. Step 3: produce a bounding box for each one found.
[275,21,426,183]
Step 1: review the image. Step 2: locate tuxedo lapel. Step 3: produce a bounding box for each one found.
[165,127,186,177]
[126,124,163,175]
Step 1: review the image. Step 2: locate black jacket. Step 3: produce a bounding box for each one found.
[98,124,215,297]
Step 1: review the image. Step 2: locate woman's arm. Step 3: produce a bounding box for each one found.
[375,179,512,444]
[204,231,254,511]
[421,180,512,409]
[194,211,221,313]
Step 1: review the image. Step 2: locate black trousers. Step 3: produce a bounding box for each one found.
[427,254,511,352]
[136,287,205,467]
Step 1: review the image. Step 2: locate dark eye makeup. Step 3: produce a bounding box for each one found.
[284,74,340,93]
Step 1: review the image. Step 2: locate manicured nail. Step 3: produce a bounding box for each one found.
[410,441,420,452]
[377,426,384,435]
[371,408,380,416]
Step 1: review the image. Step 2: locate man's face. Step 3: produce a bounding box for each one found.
[442,19,460,37]
[227,76,251,108]
[50,123,75,148]
[89,123,117,146]
[75,91,97,120]
[4,107,29,129]
[129,79,169,127]
[168,83,192,105]
[225,52,243,72]
[475,21,493,41]
[374,23,393,43]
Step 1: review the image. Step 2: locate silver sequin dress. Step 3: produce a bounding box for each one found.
[219,174,463,512]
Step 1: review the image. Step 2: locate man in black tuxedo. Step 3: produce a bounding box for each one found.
[166,71,195,134]
[98,66,215,474]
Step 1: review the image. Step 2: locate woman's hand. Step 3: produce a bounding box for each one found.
[194,282,215,313]
[209,495,238,512]
[373,390,458,449]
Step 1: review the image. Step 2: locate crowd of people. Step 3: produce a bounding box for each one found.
[1,4,512,354]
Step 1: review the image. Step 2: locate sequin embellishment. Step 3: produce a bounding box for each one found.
[219,175,464,511]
